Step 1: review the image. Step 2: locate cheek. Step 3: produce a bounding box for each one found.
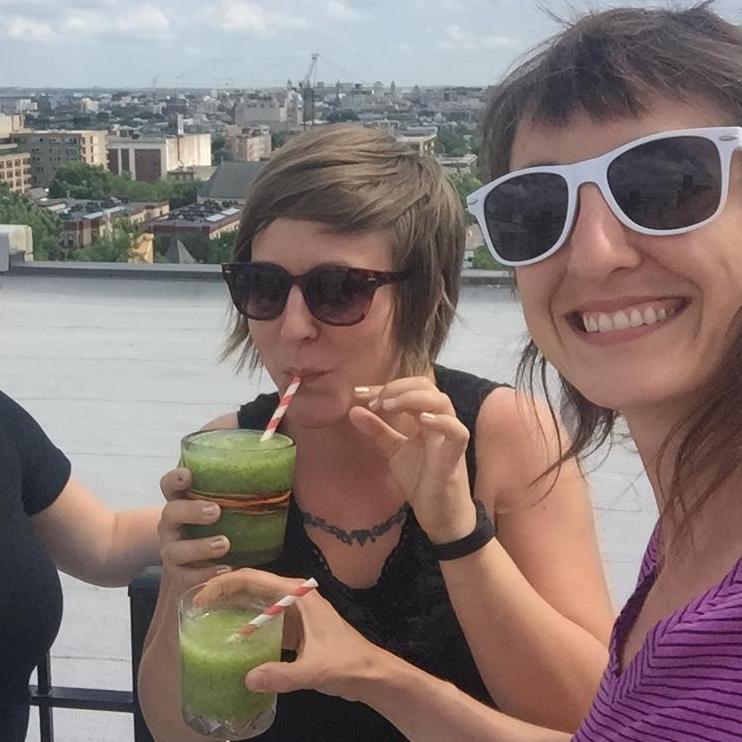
[247,321,275,357]
[515,268,553,329]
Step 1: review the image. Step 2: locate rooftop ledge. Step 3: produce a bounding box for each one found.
[5,261,514,286]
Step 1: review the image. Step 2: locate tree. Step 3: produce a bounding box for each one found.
[211,135,232,165]
[0,183,63,260]
[326,110,359,123]
[206,231,237,263]
[48,162,114,199]
[447,172,483,213]
[48,162,200,209]
[470,244,501,271]
[436,126,470,157]
[271,131,291,150]
[68,220,140,262]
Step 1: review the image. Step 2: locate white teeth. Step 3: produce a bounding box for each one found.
[613,311,630,331]
[629,309,644,328]
[580,303,680,334]
[598,313,614,332]
[643,307,658,325]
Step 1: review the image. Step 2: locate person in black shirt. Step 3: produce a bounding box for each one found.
[0,391,164,741]
[139,126,614,741]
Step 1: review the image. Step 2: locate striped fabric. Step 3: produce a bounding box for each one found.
[574,531,742,741]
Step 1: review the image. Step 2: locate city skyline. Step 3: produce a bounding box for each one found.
[3,0,740,89]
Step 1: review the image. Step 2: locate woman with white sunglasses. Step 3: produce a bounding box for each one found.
[216,4,742,741]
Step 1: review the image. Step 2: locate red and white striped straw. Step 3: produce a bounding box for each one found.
[231,578,318,640]
[260,375,301,442]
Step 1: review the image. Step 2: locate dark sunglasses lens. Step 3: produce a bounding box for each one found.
[231,264,289,320]
[609,136,722,230]
[305,268,374,326]
[483,173,569,263]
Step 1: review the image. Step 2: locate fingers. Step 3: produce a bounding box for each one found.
[355,377,455,418]
[161,534,229,569]
[160,467,192,501]
[419,412,470,473]
[245,661,307,694]
[194,568,306,604]
[347,406,407,458]
[372,389,455,416]
[159,497,220,534]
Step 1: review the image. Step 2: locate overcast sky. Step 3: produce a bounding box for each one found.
[1,0,741,89]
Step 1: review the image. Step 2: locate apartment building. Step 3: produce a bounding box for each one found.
[0,144,31,194]
[224,125,272,161]
[107,133,211,183]
[11,130,107,186]
[234,91,303,132]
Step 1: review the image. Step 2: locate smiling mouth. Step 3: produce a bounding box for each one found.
[567,298,690,335]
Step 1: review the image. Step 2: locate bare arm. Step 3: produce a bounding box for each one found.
[355,650,571,742]
[32,476,161,587]
[139,412,239,741]
[221,569,572,742]
[440,387,613,730]
[352,382,612,731]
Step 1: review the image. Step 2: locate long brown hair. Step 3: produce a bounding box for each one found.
[481,2,742,546]
[224,124,465,377]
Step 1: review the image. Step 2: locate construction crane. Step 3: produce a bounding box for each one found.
[299,53,319,129]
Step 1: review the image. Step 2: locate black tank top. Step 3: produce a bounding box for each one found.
[236,365,503,741]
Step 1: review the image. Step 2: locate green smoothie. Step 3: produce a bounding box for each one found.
[180,605,283,738]
[181,430,296,566]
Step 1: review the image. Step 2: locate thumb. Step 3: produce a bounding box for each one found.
[245,662,308,694]
[348,406,407,459]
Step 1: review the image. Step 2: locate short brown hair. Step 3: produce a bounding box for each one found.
[480,2,742,547]
[225,124,465,376]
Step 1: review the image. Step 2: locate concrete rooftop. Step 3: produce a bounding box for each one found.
[0,269,657,742]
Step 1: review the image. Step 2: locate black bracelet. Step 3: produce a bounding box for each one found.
[427,499,496,562]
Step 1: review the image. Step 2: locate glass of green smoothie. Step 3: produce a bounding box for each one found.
[181,429,296,566]
[179,582,283,739]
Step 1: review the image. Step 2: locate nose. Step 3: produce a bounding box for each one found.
[278,285,320,342]
[562,184,642,280]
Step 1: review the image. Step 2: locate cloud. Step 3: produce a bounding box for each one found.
[4,15,56,41]
[396,41,413,53]
[213,1,309,35]
[1,3,172,42]
[438,23,518,51]
[320,0,367,21]
[114,5,171,38]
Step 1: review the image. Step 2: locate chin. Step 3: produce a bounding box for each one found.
[568,375,691,413]
[286,398,351,429]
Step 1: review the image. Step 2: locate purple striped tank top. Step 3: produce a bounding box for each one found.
[574,530,742,741]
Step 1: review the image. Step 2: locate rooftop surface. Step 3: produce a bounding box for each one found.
[0,268,656,742]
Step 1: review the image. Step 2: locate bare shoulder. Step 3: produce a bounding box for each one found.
[201,412,240,431]
[474,386,578,511]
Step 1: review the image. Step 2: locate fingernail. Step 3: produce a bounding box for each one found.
[368,397,381,410]
[381,399,397,411]
[202,503,219,517]
[354,386,371,394]
[210,536,228,550]
[245,670,265,691]
[215,565,231,575]
[421,412,436,421]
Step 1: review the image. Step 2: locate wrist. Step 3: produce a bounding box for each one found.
[425,499,495,562]
[352,646,419,708]
[423,499,478,545]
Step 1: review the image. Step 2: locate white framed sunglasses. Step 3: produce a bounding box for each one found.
[466,126,742,267]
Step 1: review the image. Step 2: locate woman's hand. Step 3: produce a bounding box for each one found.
[352,377,476,543]
[158,467,231,590]
[200,568,382,702]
